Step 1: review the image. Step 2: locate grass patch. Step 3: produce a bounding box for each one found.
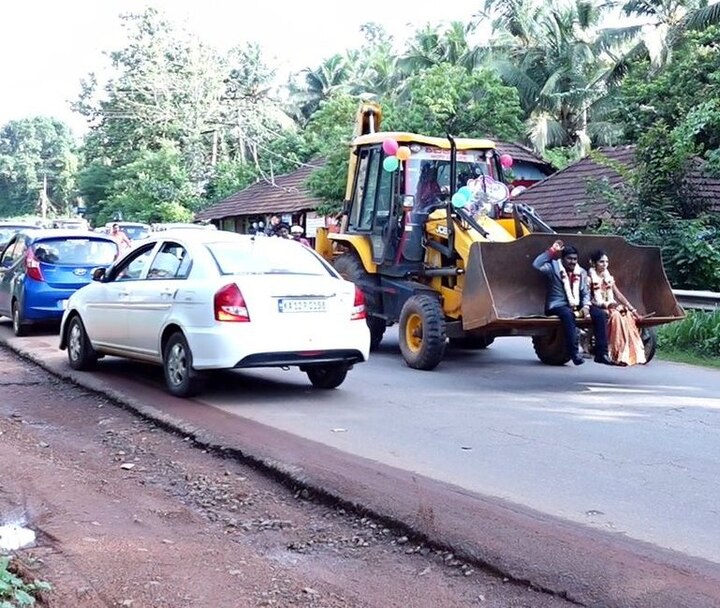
[657,310,720,365]
[0,555,51,607]
[657,346,720,369]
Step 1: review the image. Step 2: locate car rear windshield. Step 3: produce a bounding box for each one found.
[207,240,334,276]
[33,238,118,265]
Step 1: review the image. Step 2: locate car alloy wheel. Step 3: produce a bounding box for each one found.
[66,316,97,370]
[166,342,188,388]
[11,301,26,337]
[163,332,201,398]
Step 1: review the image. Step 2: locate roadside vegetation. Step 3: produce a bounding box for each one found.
[0,1,718,293]
[0,556,51,607]
[657,310,720,367]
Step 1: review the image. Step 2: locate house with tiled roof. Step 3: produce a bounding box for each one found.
[196,143,553,235]
[495,141,555,188]
[195,160,327,236]
[512,145,720,231]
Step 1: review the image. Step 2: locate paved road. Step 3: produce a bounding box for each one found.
[2,321,720,607]
[195,330,720,565]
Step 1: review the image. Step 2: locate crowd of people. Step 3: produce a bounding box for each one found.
[248,215,310,246]
[533,240,646,367]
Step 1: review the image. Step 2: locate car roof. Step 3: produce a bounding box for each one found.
[146,230,310,249]
[146,229,246,243]
[0,222,40,228]
[23,229,116,241]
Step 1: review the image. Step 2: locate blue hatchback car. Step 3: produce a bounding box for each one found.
[0,229,118,335]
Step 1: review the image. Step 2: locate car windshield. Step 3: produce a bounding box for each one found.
[207,240,334,276]
[122,226,150,240]
[33,238,118,265]
[405,148,499,198]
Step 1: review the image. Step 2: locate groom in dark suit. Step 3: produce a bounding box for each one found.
[533,240,614,366]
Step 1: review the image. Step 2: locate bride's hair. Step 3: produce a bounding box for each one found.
[589,249,608,265]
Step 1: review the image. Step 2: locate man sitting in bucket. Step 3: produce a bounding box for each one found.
[533,240,615,366]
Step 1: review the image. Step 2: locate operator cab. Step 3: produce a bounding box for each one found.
[344,137,507,272]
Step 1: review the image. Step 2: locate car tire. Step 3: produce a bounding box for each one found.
[11,300,27,337]
[532,330,572,365]
[66,315,98,370]
[399,294,446,370]
[333,254,386,350]
[163,332,201,398]
[306,364,348,389]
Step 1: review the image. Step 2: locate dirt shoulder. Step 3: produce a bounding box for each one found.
[0,345,571,608]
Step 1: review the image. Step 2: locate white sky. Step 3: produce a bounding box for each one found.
[0,0,482,134]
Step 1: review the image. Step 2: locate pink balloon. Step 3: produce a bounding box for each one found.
[500,153,514,169]
[382,138,399,155]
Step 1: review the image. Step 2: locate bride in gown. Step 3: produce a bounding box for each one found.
[587,250,646,366]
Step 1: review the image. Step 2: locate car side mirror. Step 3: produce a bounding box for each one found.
[91,267,107,281]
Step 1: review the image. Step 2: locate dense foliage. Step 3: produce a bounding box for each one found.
[0,117,78,218]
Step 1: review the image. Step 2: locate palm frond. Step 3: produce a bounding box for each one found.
[594,25,644,53]
[682,2,720,32]
[586,120,625,146]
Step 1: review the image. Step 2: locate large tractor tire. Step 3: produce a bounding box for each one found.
[399,294,446,370]
[532,329,571,366]
[333,254,386,350]
[641,327,657,363]
[448,335,495,350]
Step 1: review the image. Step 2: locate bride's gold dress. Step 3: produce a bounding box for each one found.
[589,269,646,366]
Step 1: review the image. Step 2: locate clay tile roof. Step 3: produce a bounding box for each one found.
[196,160,325,221]
[514,145,720,230]
[685,158,720,213]
[512,146,637,230]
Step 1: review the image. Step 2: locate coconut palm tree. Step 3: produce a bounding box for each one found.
[396,21,477,76]
[609,0,720,67]
[290,54,355,123]
[483,0,628,151]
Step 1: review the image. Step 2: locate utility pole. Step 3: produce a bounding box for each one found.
[38,174,48,220]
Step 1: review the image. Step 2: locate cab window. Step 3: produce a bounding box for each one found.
[113,245,156,281]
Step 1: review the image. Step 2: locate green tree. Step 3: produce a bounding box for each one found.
[615,0,720,67]
[612,26,720,145]
[76,8,288,215]
[303,93,360,213]
[483,0,627,151]
[396,21,477,77]
[96,142,198,224]
[0,117,78,218]
[385,63,524,140]
[590,123,720,290]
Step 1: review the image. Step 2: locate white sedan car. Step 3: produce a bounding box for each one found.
[59,230,370,397]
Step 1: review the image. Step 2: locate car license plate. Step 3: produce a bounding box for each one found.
[278,298,326,313]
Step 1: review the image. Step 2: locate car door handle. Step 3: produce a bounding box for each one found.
[118,290,130,298]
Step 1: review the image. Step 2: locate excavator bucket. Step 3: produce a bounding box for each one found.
[461,233,685,332]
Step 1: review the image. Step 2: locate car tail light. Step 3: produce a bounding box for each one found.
[25,249,44,282]
[351,286,366,320]
[214,283,250,322]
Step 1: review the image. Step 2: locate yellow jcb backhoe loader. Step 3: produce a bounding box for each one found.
[315,102,684,370]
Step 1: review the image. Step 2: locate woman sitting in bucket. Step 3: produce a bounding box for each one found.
[587,250,646,366]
